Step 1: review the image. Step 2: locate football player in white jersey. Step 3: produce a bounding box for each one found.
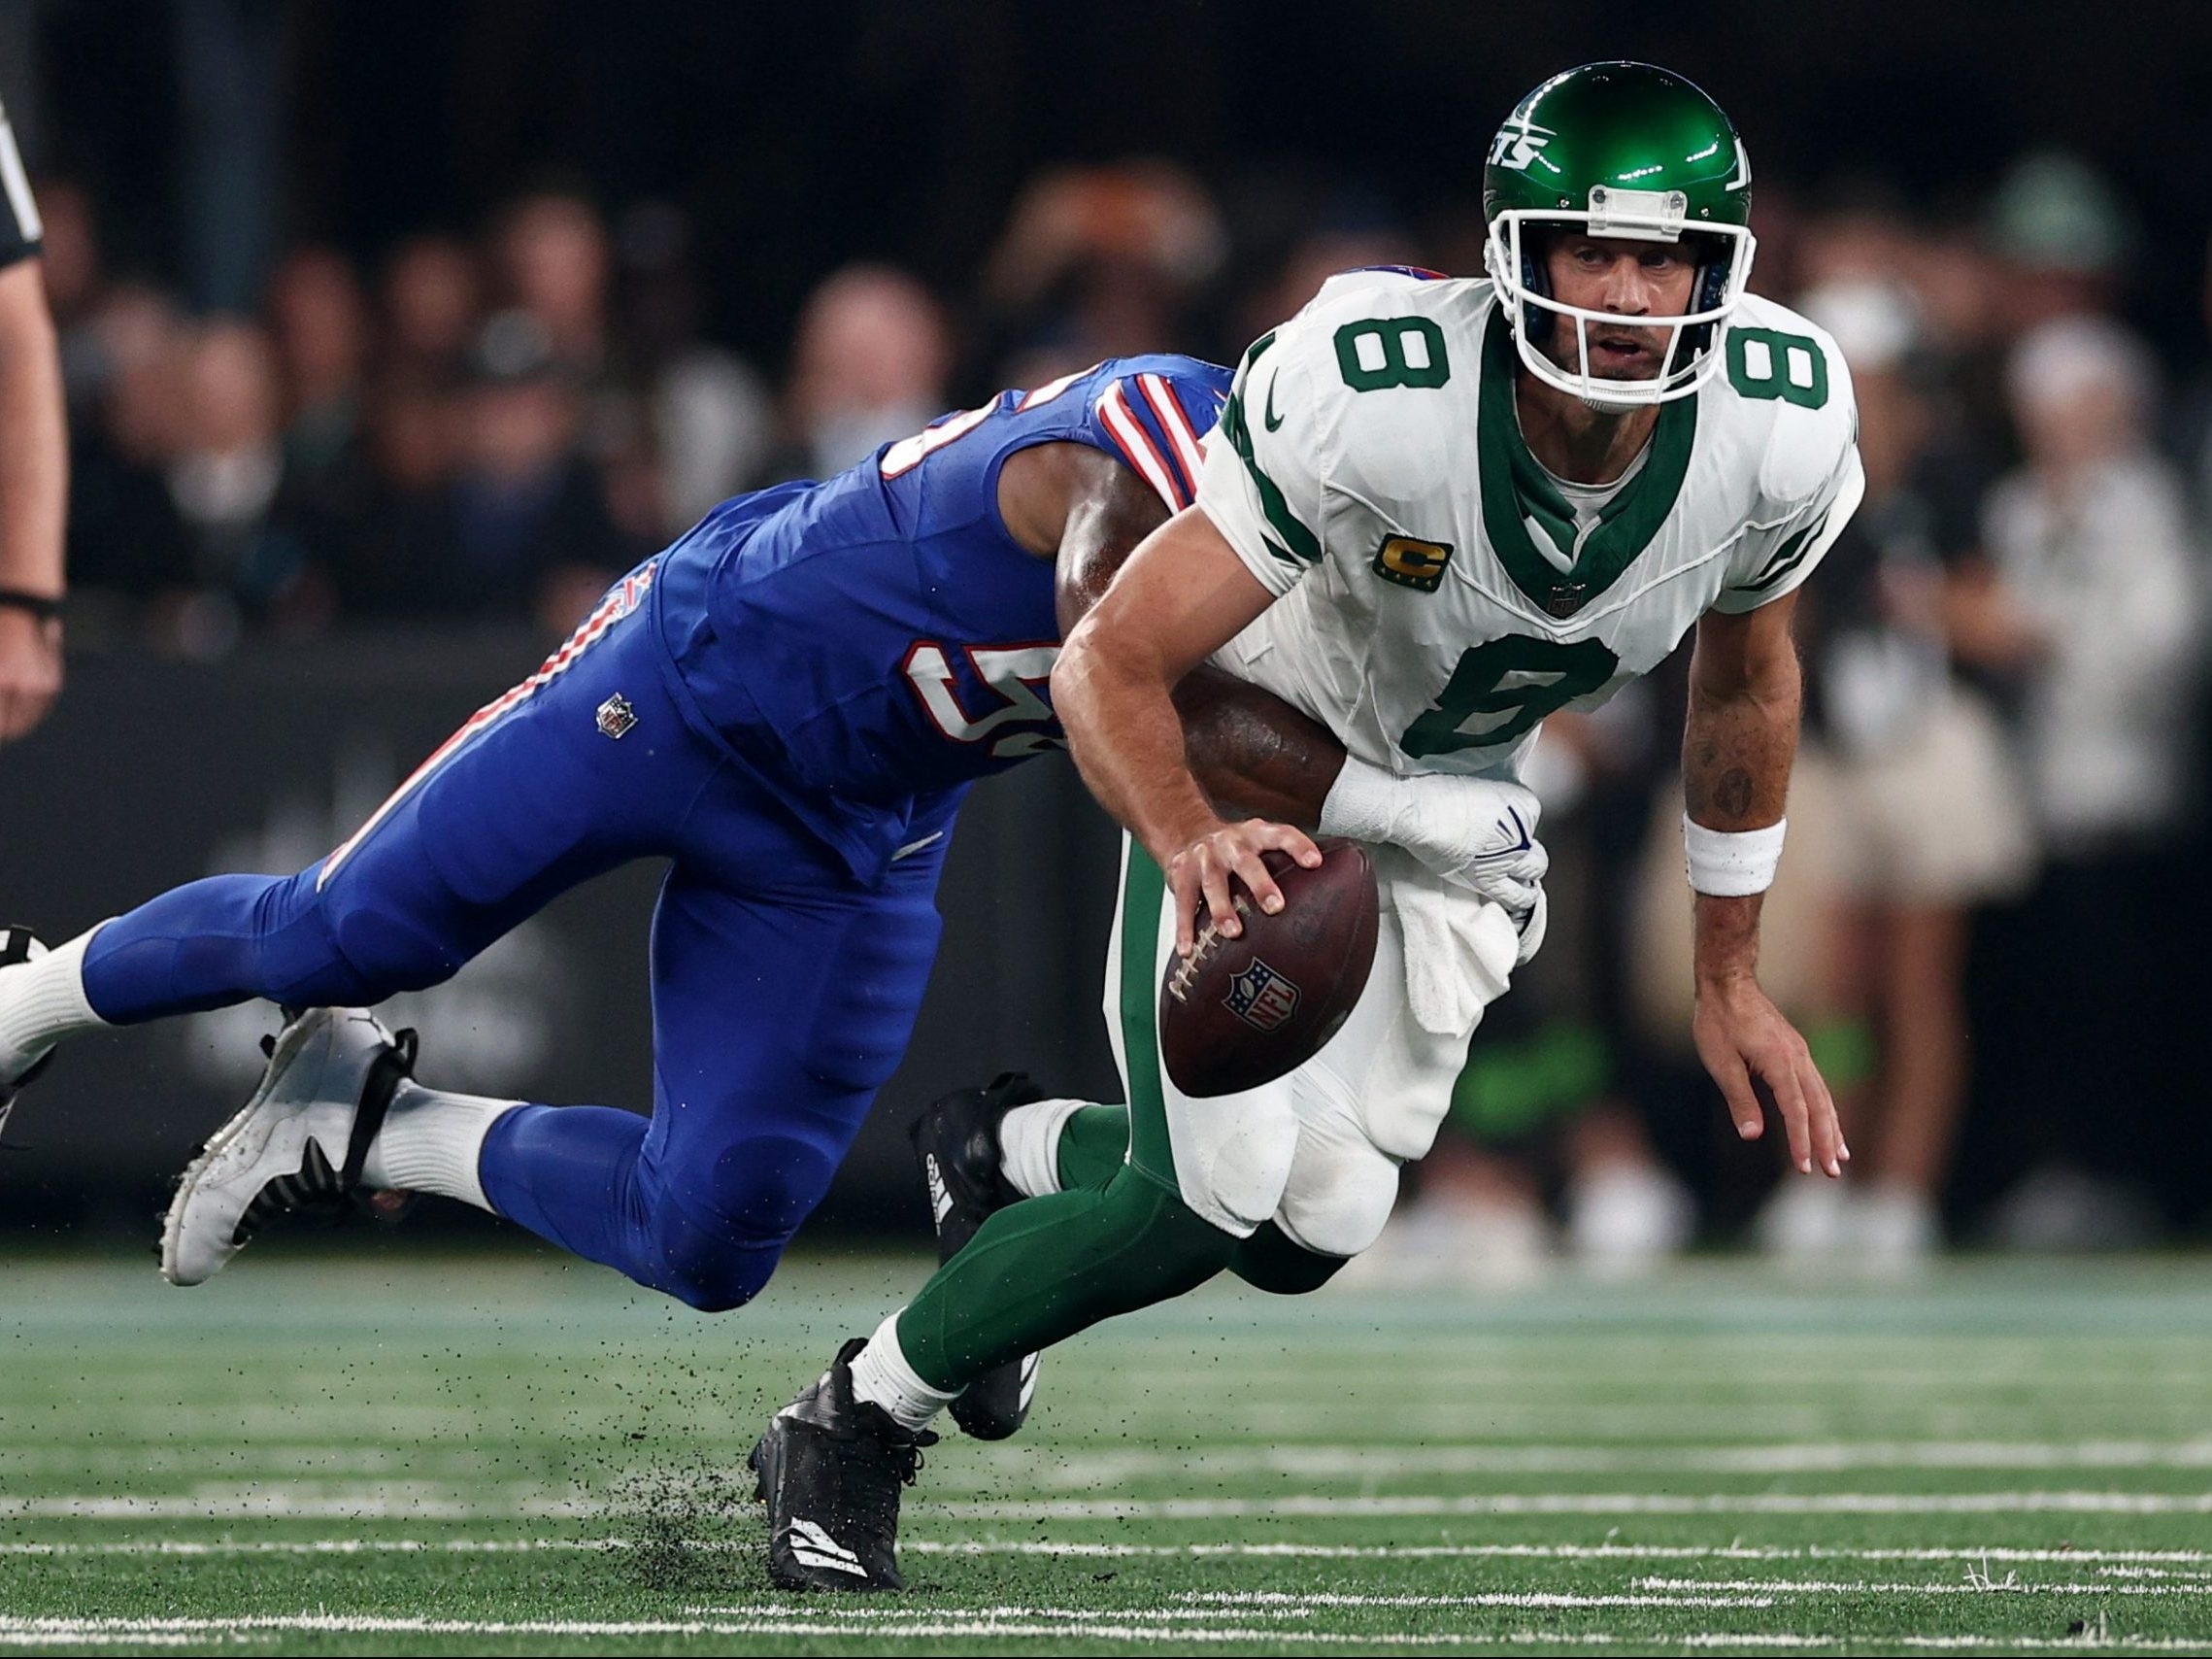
[754,61,1863,1590]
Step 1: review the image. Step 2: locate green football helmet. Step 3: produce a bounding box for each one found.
[1483,61,1755,408]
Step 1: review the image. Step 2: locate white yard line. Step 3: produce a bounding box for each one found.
[17,1439,2212,1490]
[0,1493,585,1519]
[9,1487,2212,1521]
[930,1491,2212,1521]
[0,1538,611,1556]
[15,1538,2212,1571]
[955,1439,2212,1482]
[19,1439,2212,1494]
[0,1615,1706,1649]
[0,1638,228,1650]
[1894,1642,2212,1654]
[5,1615,2211,1654]
[917,1542,2212,1566]
[1629,1574,2210,1598]
[1197,1583,2210,1605]
[684,1596,1777,1617]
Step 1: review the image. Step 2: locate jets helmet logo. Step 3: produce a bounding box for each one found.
[1223,959,1301,1034]
[1489,117,1556,173]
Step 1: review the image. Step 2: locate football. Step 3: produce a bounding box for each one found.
[1157,840,1381,1099]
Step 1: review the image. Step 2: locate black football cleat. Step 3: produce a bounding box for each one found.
[0,927,54,1144]
[911,1072,1044,1439]
[750,1337,936,1592]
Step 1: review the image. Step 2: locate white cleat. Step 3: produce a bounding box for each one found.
[159,1007,416,1287]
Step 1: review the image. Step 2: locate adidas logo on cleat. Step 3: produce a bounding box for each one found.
[785,1517,868,1578]
[923,1153,954,1227]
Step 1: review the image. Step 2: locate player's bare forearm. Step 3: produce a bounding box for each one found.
[1043,447,1345,830]
[1680,594,1842,1177]
[0,257,66,742]
[0,259,67,597]
[1056,609,1223,868]
[1054,505,1322,949]
[1683,599,1801,989]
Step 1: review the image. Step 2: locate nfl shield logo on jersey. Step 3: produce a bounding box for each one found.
[595,694,637,739]
[1223,959,1301,1033]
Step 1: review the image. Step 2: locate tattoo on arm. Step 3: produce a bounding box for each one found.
[1682,648,1798,830]
[1685,745,1758,825]
[1683,604,1803,984]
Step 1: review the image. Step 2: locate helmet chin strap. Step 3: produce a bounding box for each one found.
[1541,308,1686,413]
[1577,389,1650,417]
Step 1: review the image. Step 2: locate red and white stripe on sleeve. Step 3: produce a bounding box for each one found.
[1093,371,1219,514]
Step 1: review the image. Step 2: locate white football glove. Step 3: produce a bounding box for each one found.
[1320,758,1550,952]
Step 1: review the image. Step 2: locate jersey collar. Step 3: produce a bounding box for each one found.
[1478,308,1697,619]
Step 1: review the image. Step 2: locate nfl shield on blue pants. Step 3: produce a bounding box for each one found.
[79,563,958,1310]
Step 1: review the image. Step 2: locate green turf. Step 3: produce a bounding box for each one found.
[4,1246,2211,1654]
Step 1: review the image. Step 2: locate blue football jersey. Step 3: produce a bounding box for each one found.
[653,354,1230,880]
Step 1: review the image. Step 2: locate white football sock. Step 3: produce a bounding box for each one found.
[359,1079,515,1211]
[0,926,111,1080]
[845,1311,958,1432]
[997,1096,1088,1199]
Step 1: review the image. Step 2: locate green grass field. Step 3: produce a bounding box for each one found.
[4,1247,2211,1655]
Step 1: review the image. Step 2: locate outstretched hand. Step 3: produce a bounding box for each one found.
[1161,818,1323,958]
[1693,974,1847,1178]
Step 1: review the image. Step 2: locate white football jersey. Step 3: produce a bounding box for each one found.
[1196,271,1863,782]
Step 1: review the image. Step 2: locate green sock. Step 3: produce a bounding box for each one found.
[896,1163,1239,1392]
[1055,1103,1130,1191]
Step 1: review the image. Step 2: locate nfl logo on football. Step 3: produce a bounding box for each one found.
[1223,959,1301,1033]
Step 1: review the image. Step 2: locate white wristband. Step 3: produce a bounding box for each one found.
[1683,814,1786,897]
[1318,755,1401,843]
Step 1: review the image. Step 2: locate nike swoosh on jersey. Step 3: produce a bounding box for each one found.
[1264,374,1286,431]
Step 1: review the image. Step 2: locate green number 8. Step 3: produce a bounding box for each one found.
[1726,326,1828,410]
[1334,318,1451,392]
[1399,635,1621,758]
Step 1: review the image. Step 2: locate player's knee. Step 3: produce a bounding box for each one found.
[639,1133,838,1311]
[649,1223,781,1313]
[1109,1168,1245,1292]
[318,902,466,1001]
[704,1134,842,1242]
[1274,1139,1400,1261]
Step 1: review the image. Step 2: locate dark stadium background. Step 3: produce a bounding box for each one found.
[5,0,2211,1250]
[23,2,2212,380]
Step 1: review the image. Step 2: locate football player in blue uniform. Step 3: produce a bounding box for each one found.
[0,358,1293,1324]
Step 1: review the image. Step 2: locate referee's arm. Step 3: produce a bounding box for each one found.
[0,100,64,745]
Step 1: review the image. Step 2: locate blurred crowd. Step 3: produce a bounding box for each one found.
[44,150,2212,1260]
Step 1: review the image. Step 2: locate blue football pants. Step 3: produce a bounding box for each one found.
[80,573,955,1311]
